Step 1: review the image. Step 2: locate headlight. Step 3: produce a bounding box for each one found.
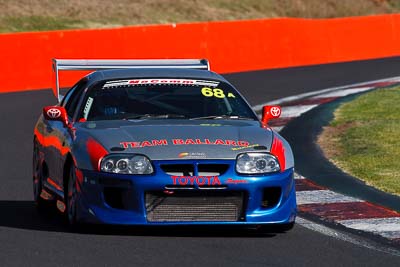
[236,153,280,174]
[100,154,153,174]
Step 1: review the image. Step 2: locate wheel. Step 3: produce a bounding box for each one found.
[65,163,78,225]
[33,167,46,209]
[33,141,46,210]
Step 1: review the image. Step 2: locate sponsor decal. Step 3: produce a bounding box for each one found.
[178,152,206,159]
[47,178,62,191]
[178,152,189,158]
[40,190,52,200]
[231,143,260,151]
[83,97,94,119]
[103,79,219,88]
[199,124,222,127]
[87,138,108,170]
[120,139,249,148]
[56,200,66,213]
[171,176,221,186]
[226,178,249,184]
[46,108,61,119]
[271,137,286,171]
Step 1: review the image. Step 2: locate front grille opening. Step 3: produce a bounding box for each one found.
[161,164,194,176]
[198,164,229,176]
[145,191,244,222]
[261,187,281,208]
[99,177,132,188]
[103,187,128,210]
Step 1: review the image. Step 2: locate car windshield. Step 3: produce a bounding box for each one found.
[80,78,257,121]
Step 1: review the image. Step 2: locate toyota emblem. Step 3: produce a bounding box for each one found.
[47,108,61,119]
[270,106,281,117]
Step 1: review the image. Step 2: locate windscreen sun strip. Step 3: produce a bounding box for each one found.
[102,79,220,89]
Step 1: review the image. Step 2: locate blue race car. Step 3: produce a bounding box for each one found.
[33,59,296,231]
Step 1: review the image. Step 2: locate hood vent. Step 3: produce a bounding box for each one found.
[198,164,229,176]
[161,164,194,176]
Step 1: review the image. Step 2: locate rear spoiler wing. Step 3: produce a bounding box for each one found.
[52,58,210,102]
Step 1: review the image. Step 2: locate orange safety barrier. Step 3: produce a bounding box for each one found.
[1,14,400,93]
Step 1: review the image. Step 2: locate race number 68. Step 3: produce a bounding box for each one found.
[201,87,225,98]
[201,87,235,98]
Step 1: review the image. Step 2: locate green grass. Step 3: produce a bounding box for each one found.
[1,0,400,33]
[0,16,83,33]
[319,87,400,196]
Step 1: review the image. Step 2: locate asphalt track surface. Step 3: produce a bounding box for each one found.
[1,57,400,266]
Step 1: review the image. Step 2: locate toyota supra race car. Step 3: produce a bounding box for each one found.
[33,59,296,231]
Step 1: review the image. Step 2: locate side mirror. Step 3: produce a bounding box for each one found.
[261,105,282,125]
[43,106,69,127]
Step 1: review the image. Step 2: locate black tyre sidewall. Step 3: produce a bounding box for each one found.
[66,164,78,225]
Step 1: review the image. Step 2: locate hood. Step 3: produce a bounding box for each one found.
[78,120,273,160]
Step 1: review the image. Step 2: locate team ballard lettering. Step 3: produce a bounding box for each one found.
[120,139,249,148]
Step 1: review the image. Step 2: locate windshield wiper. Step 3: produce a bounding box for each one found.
[125,114,187,120]
[189,115,255,120]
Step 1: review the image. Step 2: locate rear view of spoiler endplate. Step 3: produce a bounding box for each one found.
[52,58,210,102]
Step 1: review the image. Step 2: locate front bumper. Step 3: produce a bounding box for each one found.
[75,159,297,225]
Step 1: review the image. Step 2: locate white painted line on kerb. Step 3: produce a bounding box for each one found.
[271,126,283,132]
[339,217,400,239]
[252,75,400,112]
[249,76,400,246]
[296,190,363,205]
[281,104,318,118]
[378,231,400,240]
[297,217,400,256]
[311,87,374,98]
[294,173,305,179]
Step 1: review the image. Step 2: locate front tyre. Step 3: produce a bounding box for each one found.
[33,140,47,210]
[65,163,78,225]
[33,167,46,209]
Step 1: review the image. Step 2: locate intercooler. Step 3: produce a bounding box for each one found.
[145,191,244,222]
